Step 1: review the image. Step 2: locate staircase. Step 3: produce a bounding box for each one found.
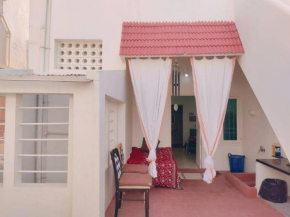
[234,0,290,159]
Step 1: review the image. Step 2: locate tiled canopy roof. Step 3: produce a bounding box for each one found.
[120,21,244,56]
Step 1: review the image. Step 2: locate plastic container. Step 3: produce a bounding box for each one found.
[228,153,245,173]
[259,179,287,203]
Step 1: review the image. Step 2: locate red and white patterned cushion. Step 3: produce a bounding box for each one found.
[127,147,180,189]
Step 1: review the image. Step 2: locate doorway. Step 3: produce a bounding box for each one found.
[171,105,183,148]
[171,96,198,169]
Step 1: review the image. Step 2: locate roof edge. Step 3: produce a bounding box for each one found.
[0,69,33,77]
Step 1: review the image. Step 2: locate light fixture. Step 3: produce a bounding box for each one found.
[174,104,178,111]
[184,67,188,78]
[248,110,256,116]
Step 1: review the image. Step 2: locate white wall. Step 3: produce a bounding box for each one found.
[211,63,282,171]
[28,0,234,74]
[0,73,101,217]
[1,0,29,69]
[98,70,132,215]
[242,76,284,173]
[234,0,290,160]
[28,0,46,72]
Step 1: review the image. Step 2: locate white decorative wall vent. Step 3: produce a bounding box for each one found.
[55,40,102,70]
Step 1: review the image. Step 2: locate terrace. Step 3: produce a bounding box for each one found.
[105,173,284,217]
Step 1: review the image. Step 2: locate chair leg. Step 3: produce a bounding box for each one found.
[145,190,149,217]
[115,191,119,217]
[119,192,123,209]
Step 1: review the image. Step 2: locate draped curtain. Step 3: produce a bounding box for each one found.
[128,58,172,178]
[190,57,236,183]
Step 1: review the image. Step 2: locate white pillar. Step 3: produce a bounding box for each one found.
[3,94,22,188]
[71,88,100,217]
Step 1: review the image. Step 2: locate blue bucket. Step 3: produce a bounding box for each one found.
[228,153,245,173]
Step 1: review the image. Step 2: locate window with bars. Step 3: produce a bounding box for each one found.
[0,96,5,183]
[223,99,238,141]
[17,94,69,184]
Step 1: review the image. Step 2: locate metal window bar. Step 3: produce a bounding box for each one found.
[17,95,70,184]
[172,59,180,96]
[18,170,67,173]
[19,122,69,126]
[19,138,68,141]
[18,154,68,157]
[19,107,69,110]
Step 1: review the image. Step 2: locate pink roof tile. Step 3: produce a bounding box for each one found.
[120,21,244,56]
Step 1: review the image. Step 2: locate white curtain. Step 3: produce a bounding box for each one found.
[190,57,236,184]
[129,58,172,178]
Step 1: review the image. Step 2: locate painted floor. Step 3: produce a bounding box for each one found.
[105,174,283,217]
[172,148,199,169]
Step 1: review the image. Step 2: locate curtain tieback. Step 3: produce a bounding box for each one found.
[203,156,216,184]
[147,150,157,178]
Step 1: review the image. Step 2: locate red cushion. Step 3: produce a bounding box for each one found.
[123,164,148,174]
[127,147,180,188]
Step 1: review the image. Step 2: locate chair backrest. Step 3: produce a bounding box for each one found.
[116,143,125,167]
[110,148,122,189]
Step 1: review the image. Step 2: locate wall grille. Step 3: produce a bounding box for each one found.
[55,40,102,70]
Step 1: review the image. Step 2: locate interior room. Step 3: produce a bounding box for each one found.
[171,96,198,169]
[170,57,199,170]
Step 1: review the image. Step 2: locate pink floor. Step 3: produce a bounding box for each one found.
[105,174,283,217]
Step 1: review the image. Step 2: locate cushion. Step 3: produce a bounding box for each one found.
[114,153,122,179]
[119,173,152,187]
[123,164,148,174]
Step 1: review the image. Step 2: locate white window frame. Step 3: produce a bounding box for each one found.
[15,94,71,187]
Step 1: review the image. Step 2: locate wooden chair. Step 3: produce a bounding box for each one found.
[110,149,151,217]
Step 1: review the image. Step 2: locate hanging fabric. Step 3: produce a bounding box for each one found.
[128,58,172,178]
[190,57,236,183]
